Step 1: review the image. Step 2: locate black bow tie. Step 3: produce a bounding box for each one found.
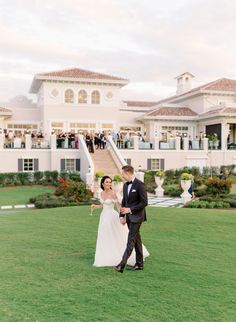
[127,181,132,185]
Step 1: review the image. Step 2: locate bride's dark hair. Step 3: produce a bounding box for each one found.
[100,176,112,190]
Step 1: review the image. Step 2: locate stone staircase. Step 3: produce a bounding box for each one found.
[90,148,121,193]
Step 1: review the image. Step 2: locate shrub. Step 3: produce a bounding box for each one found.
[55,177,92,203]
[180,173,193,180]
[95,171,104,180]
[164,185,182,197]
[185,200,230,209]
[194,186,207,197]
[155,170,164,177]
[205,177,232,197]
[68,172,81,181]
[16,172,30,185]
[113,174,123,182]
[200,195,236,208]
[29,193,52,203]
[33,171,44,183]
[164,169,175,179]
[60,171,70,180]
[34,195,68,208]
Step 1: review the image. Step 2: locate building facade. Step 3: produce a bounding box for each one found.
[0,68,236,178]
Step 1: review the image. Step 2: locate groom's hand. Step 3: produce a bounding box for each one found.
[121,207,131,214]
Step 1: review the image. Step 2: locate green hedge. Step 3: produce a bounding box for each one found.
[185,200,230,209]
[0,171,81,187]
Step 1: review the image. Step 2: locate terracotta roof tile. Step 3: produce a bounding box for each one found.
[224,107,236,113]
[123,100,159,107]
[203,78,236,91]
[0,107,12,113]
[146,106,197,117]
[200,107,236,116]
[38,68,127,81]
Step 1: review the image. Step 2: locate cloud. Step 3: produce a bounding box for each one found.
[0,0,236,101]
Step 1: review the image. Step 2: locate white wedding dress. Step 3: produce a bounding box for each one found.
[93,197,149,267]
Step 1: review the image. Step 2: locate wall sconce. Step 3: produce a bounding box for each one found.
[88,165,91,173]
[138,165,142,172]
[154,130,158,137]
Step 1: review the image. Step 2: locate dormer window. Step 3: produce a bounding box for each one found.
[91,90,100,104]
[65,89,74,103]
[78,90,87,104]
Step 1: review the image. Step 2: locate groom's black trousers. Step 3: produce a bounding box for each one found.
[120,221,143,267]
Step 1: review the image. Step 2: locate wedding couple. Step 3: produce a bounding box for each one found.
[91,165,149,273]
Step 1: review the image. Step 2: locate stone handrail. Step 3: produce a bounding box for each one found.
[107,136,127,172]
[78,135,94,180]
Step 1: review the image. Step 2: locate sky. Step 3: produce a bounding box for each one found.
[0,0,236,102]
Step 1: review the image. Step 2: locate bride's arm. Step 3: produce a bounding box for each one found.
[91,204,103,209]
[113,192,121,212]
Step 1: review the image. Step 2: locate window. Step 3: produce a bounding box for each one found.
[91,90,100,104]
[124,158,131,166]
[65,159,75,171]
[147,159,164,171]
[18,159,39,172]
[7,124,38,130]
[51,122,64,129]
[65,89,74,103]
[78,90,87,103]
[61,159,80,171]
[102,123,113,129]
[70,123,96,129]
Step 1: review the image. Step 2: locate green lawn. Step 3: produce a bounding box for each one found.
[0,206,235,321]
[0,186,55,206]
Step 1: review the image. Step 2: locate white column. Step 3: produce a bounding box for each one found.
[175,136,181,151]
[154,137,159,150]
[146,121,155,141]
[183,137,188,150]
[203,138,208,151]
[86,171,94,192]
[25,134,31,150]
[0,132,4,149]
[132,135,139,150]
[221,123,229,151]
[50,134,57,149]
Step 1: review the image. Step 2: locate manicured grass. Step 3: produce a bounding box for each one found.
[0,207,235,321]
[0,186,55,206]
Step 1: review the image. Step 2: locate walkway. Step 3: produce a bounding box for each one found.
[0,204,35,210]
[0,197,183,210]
[148,195,183,207]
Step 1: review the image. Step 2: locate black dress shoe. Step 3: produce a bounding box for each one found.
[114,265,124,273]
[132,264,144,271]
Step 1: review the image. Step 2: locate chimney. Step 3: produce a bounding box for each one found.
[175,72,194,95]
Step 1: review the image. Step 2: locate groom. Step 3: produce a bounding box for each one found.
[114,165,148,273]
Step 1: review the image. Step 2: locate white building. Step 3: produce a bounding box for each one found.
[0,68,236,179]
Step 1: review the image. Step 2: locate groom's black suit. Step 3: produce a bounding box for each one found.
[119,177,147,268]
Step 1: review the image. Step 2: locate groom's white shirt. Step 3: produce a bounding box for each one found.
[127,176,135,195]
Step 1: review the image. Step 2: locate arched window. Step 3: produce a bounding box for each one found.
[78,90,87,104]
[91,90,100,104]
[65,89,74,103]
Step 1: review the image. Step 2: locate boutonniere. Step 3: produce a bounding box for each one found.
[131,189,136,192]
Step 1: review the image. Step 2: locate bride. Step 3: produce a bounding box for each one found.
[91,175,149,267]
